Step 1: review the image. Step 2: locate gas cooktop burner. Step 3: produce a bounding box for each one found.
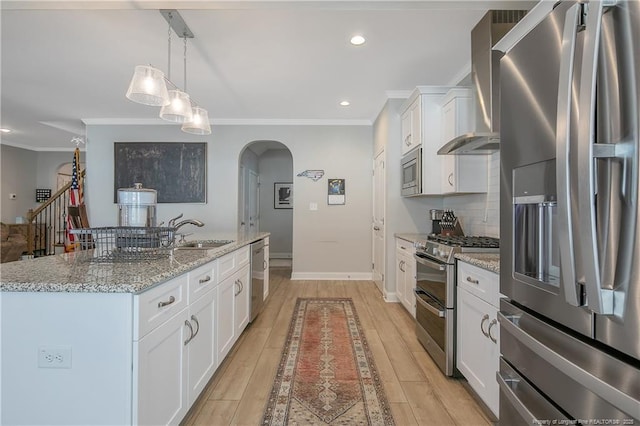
[427,235,500,248]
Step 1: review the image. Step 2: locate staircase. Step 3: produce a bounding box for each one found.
[25,169,86,257]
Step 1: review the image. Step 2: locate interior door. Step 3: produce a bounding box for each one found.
[238,166,246,233]
[372,150,385,293]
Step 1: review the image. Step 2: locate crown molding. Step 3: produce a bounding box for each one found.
[1,141,85,152]
[83,117,372,126]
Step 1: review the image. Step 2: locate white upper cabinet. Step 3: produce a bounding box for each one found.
[400,86,451,196]
[401,97,422,155]
[440,88,488,194]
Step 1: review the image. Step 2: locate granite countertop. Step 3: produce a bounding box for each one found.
[0,231,269,294]
[395,233,430,244]
[455,253,500,274]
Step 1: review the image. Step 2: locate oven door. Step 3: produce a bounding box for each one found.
[414,252,451,308]
[413,253,455,376]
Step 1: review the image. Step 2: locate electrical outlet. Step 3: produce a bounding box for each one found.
[9,193,16,200]
[38,346,72,369]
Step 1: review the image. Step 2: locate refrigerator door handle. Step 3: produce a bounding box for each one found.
[555,2,582,307]
[577,0,614,315]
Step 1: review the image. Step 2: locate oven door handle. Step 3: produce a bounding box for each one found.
[413,254,446,271]
[413,289,446,318]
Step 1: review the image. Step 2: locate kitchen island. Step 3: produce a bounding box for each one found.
[1,231,269,426]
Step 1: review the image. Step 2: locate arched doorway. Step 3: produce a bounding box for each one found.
[238,140,293,268]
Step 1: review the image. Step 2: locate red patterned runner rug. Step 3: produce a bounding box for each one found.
[262,298,395,425]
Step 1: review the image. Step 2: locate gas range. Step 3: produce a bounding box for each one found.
[414,235,500,264]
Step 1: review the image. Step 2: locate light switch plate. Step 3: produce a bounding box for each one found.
[309,202,318,211]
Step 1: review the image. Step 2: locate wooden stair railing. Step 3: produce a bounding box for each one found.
[25,169,86,256]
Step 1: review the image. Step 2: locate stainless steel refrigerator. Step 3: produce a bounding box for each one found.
[499,0,640,423]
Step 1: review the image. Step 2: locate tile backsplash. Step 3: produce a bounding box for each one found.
[443,152,500,238]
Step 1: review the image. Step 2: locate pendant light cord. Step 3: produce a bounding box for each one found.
[167,21,172,81]
[183,36,188,93]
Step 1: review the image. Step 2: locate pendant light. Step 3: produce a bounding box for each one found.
[182,106,211,135]
[125,65,169,106]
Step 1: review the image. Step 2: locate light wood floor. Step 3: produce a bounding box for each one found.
[182,268,493,426]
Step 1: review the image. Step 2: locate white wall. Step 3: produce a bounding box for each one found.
[84,123,373,278]
[258,149,293,259]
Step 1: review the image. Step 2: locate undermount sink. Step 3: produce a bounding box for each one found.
[175,240,235,250]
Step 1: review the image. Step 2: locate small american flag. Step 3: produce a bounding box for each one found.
[65,147,82,252]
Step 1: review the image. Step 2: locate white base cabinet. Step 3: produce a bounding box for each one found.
[134,308,190,426]
[456,261,500,417]
[395,238,416,318]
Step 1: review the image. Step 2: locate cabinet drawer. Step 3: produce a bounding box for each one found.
[457,261,499,307]
[396,239,415,254]
[189,261,217,303]
[217,246,250,282]
[134,275,188,340]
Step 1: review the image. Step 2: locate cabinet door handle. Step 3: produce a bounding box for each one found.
[198,275,211,284]
[184,320,194,345]
[234,280,240,296]
[158,296,175,308]
[373,226,380,231]
[448,173,454,186]
[480,314,490,337]
[190,315,200,340]
[399,260,405,272]
[405,134,412,145]
[466,276,480,285]
[263,260,268,270]
[488,318,497,343]
[238,279,244,293]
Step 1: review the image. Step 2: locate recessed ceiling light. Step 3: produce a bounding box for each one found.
[340,100,351,106]
[0,128,11,133]
[350,35,366,46]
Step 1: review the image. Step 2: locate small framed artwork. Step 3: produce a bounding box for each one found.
[328,178,345,205]
[35,188,52,203]
[274,182,293,209]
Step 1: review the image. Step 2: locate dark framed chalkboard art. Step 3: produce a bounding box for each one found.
[114,142,207,203]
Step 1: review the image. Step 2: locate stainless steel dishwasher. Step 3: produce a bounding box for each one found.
[250,239,266,322]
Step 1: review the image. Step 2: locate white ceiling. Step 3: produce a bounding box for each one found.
[0,0,535,151]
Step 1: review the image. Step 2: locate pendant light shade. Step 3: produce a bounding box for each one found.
[182,106,211,135]
[125,65,170,106]
[159,90,193,123]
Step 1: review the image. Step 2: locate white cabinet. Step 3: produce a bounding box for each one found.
[216,246,252,362]
[186,288,218,405]
[234,264,251,337]
[395,238,416,318]
[456,261,500,417]
[134,308,190,426]
[263,238,270,299]
[216,274,237,361]
[401,97,421,155]
[440,88,488,194]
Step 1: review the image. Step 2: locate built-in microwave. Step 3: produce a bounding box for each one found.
[401,147,422,197]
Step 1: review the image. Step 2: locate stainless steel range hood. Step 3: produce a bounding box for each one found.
[438,10,526,155]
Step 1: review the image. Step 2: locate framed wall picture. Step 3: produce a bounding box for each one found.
[328,178,345,205]
[274,182,293,209]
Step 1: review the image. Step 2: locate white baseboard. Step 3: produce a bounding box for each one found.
[290,272,373,281]
[384,291,398,303]
[270,258,292,268]
[270,252,292,259]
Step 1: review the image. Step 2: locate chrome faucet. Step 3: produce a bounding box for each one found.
[173,219,205,231]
